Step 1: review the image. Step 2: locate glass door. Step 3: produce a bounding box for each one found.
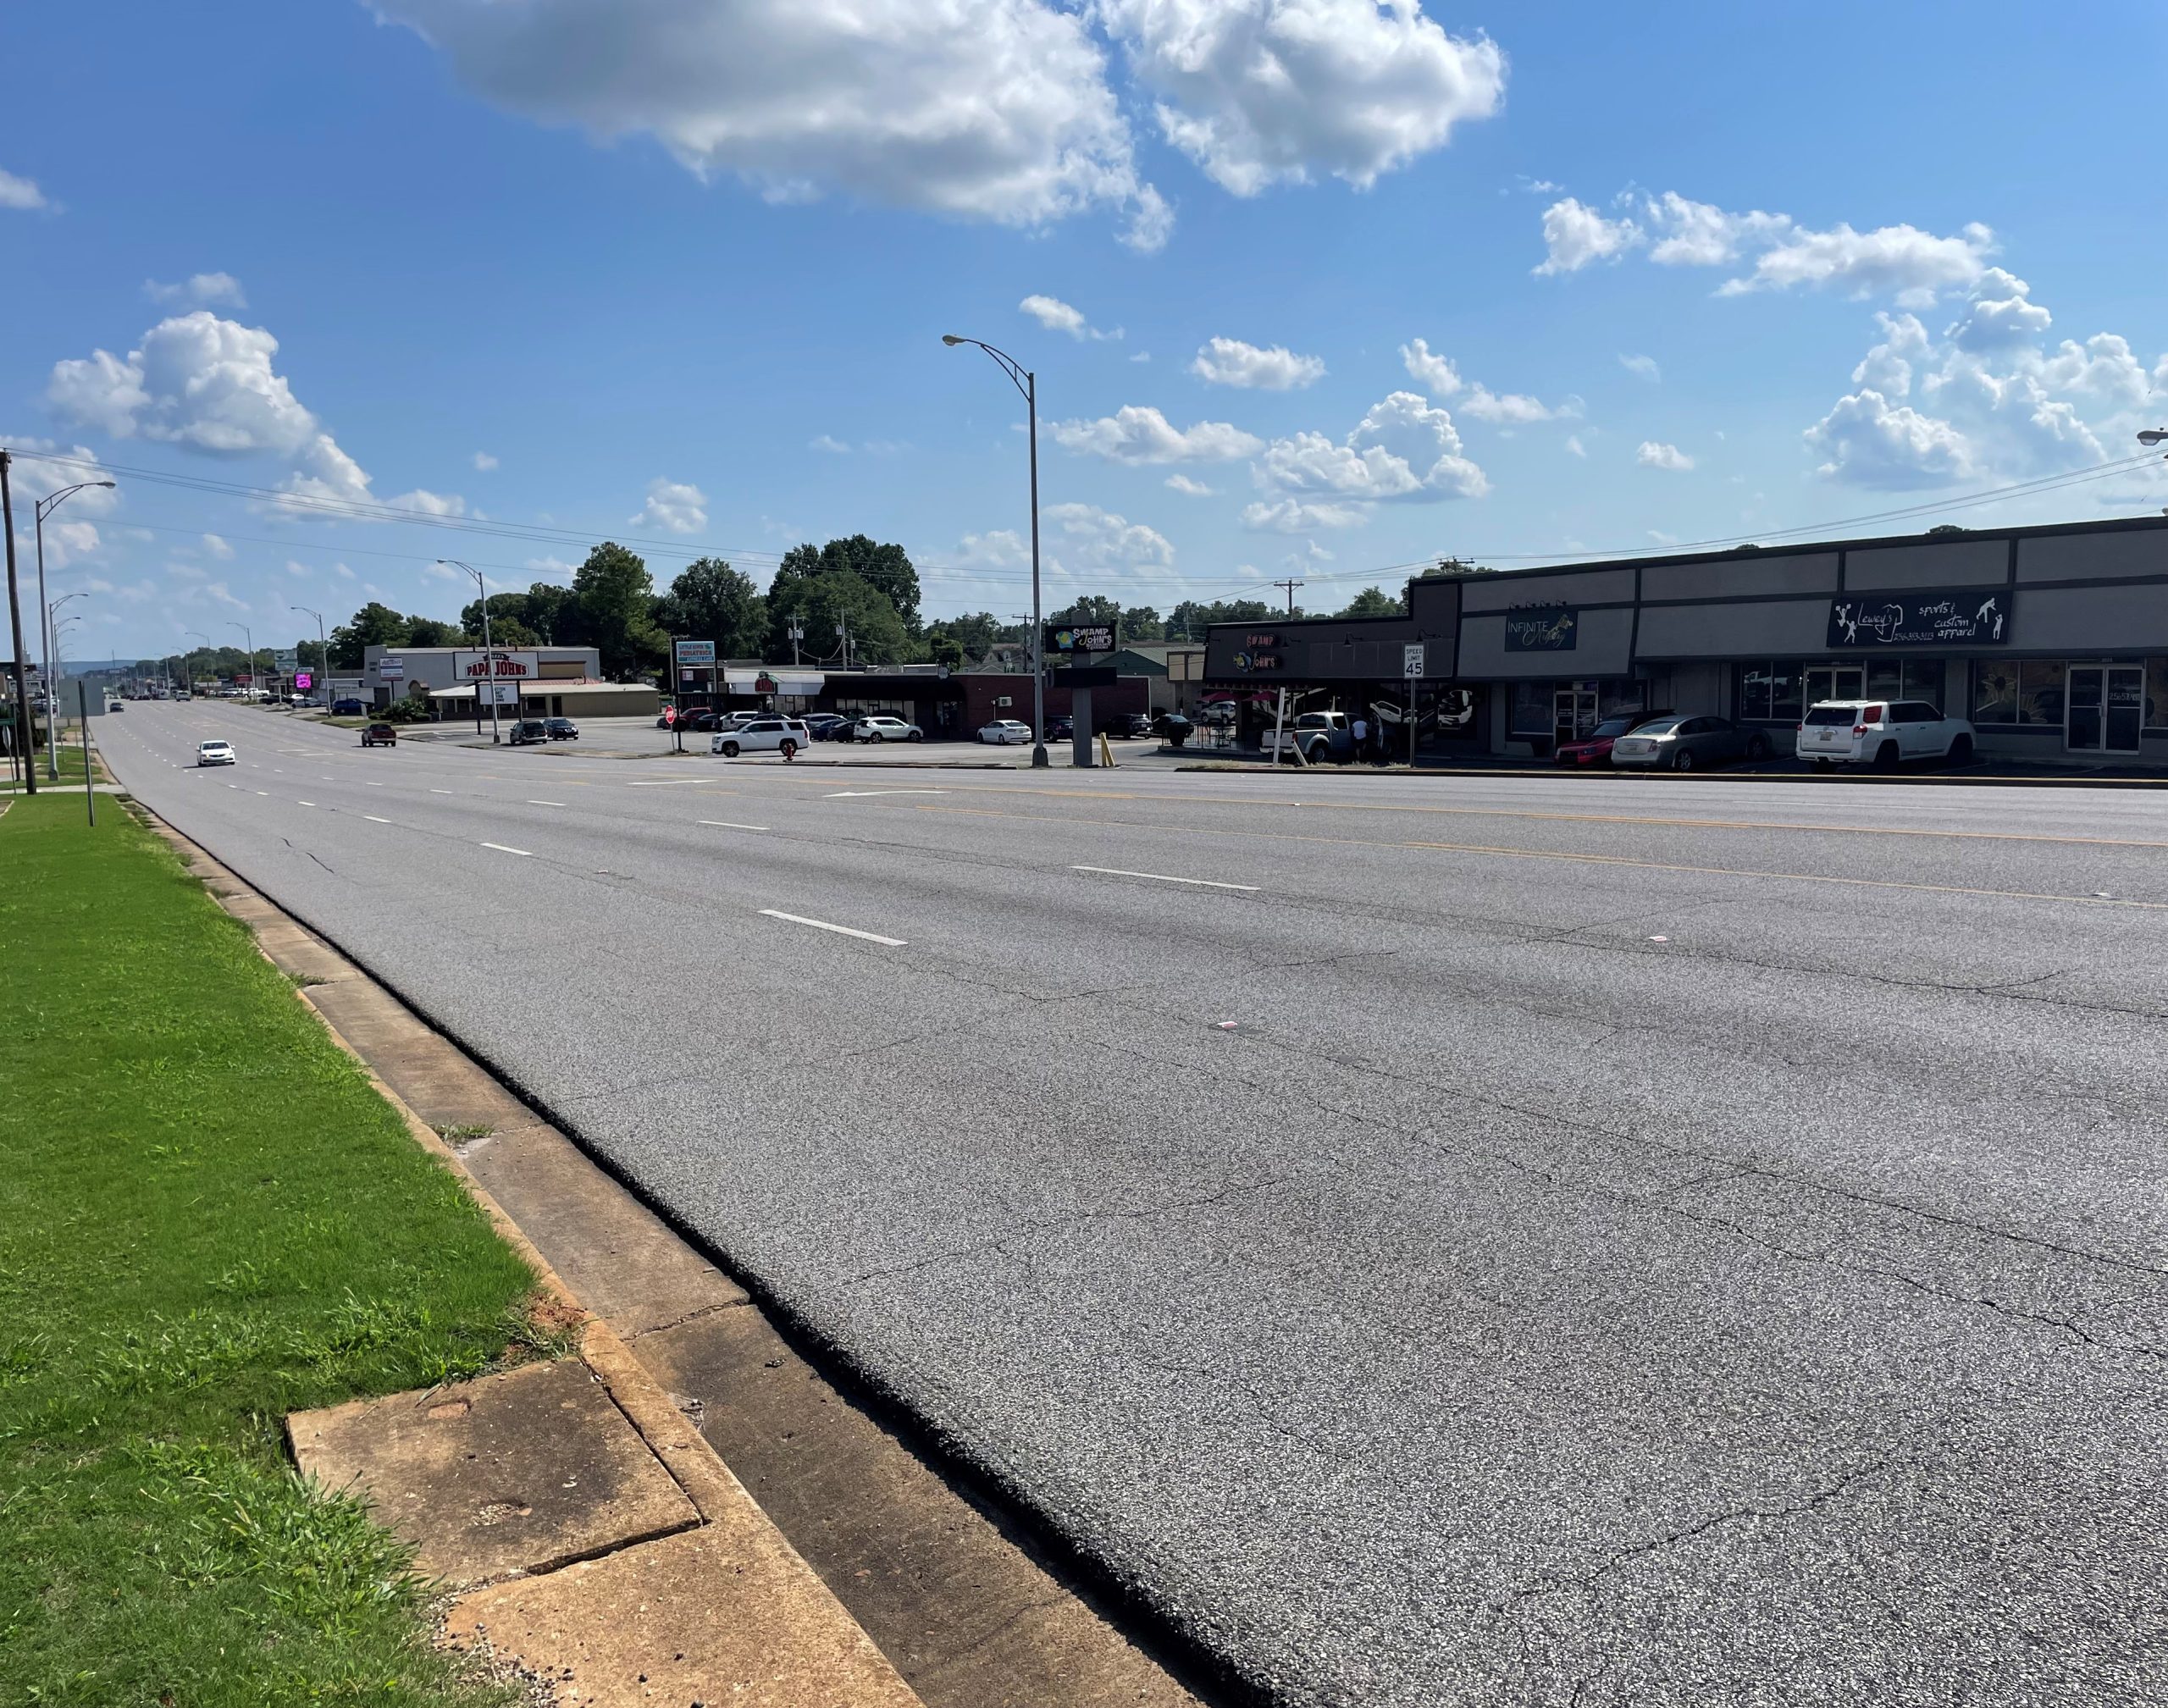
[1553,688,1597,744]
[1803,663,1867,706]
[2064,663,2099,749]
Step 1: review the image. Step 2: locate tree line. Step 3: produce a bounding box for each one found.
[138,545,1496,683]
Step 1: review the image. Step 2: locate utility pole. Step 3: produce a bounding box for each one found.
[3,452,35,796]
[835,616,851,671]
[788,620,804,667]
[440,561,499,743]
[1274,578,1304,615]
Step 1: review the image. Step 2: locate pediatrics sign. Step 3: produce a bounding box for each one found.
[1826,590,2010,648]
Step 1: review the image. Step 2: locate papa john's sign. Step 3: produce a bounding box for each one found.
[455,649,541,692]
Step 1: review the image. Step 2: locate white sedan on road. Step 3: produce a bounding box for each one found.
[711,716,811,759]
[977,719,1032,744]
[196,740,236,767]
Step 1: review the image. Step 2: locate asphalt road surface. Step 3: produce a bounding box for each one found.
[101,702,2168,1707]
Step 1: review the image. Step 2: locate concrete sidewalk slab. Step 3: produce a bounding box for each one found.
[290,1357,700,1589]
[446,1523,922,1708]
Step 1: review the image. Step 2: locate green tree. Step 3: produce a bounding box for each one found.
[1167,598,1275,640]
[768,570,910,666]
[816,534,921,629]
[925,632,967,671]
[522,582,581,646]
[1123,605,1166,642]
[655,557,766,658]
[1338,586,1403,618]
[572,542,666,680]
[1419,556,1497,578]
[404,617,468,649]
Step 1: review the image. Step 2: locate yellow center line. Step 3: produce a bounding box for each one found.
[914,804,2168,912]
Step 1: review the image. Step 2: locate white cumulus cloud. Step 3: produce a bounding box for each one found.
[1043,500,1173,569]
[632,478,708,533]
[0,169,47,211]
[1019,294,1121,340]
[145,272,247,308]
[375,0,1165,246]
[809,434,851,454]
[1099,0,1505,196]
[1241,497,1368,532]
[1804,391,1977,489]
[1637,440,1694,472]
[1190,336,1325,390]
[1164,473,1217,495]
[1257,390,1487,503]
[1618,352,1660,382]
[202,532,235,558]
[1399,338,1462,396]
[1050,404,1262,463]
[1535,197,1642,274]
[473,450,500,471]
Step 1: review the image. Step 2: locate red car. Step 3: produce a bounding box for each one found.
[1555,711,1668,767]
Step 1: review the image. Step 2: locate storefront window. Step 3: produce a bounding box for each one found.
[2018,661,2066,727]
[2148,658,2168,732]
[1509,682,1551,735]
[1972,661,2021,723]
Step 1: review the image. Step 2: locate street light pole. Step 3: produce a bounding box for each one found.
[185,628,213,696]
[943,334,1048,768]
[290,604,327,707]
[36,478,116,777]
[440,561,499,743]
[227,622,256,699]
[1,452,34,796]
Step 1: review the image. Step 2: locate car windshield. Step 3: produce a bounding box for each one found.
[1803,706,1858,726]
[1634,716,1686,734]
[1590,718,1639,738]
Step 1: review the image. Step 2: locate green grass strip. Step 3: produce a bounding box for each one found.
[0,797,543,1706]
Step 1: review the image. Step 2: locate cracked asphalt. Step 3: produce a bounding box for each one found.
[102,702,2168,1706]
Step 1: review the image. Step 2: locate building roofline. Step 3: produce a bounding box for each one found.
[1403,512,2168,592]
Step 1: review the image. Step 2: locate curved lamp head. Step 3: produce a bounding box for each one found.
[2139,429,2168,446]
[941,334,965,346]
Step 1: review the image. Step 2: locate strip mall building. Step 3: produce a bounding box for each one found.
[1203,517,2168,763]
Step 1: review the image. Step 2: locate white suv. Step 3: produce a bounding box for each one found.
[1797,699,1975,770]
[711,716,810,759]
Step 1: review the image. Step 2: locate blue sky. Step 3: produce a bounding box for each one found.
[6,0,2167,661]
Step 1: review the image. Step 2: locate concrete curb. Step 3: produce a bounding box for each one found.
[128,800,1209,1708]
[135,807,926,1708]
[1178,760,2168,788]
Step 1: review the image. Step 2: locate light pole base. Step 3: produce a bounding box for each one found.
[1030,743,1051,769]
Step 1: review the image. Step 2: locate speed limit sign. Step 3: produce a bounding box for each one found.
[1402,643,1425,678]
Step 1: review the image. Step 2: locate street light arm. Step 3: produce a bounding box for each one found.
[36,479,116,523]
[943,335,1032,404]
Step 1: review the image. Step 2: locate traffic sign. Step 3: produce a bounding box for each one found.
[274,648,300,673]
[1402,643,1425,678]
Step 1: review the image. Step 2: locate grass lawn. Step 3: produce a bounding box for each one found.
[0,739,96,793]
[0,797,547,1706]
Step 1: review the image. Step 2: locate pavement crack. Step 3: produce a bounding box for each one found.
[1493,1461,1894,1611]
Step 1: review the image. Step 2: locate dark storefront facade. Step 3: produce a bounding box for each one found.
[1206,518,2168,763]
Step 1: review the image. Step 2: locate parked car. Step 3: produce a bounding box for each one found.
[1046,715,1074,743]
[850,715,922,743]
[1610,713,1768,771]
[977,718,1033,744]
[195,739,236,766]
[1797,700,1975,770]
[1109,711,1156,738]
[1265,710,1357,765]
[331,697,367,716]
[1555,711,1671,769]
[359,722,397,747]
[801,713,853,742]
[1197,700,1239,727]
[712,716,811,758]
[507,719,550,745]
[544,716,579,740]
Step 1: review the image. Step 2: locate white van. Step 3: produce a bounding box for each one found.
[1797,700,1975,770]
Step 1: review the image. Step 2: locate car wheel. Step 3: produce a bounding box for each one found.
[1874,741,1900,772]
[908,730,923,742]
[721,740,740,758]
[1745,735,1769,760]
[779,740,798,759]
[1673,749,1695,771]
[1947,733,1973,766]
